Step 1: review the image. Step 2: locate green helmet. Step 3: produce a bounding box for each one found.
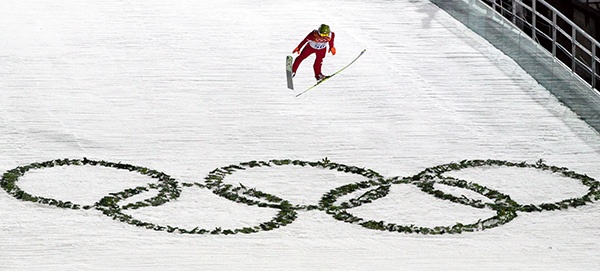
[318,24,331,36]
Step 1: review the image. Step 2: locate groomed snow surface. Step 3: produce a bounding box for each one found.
[1,0,600,270]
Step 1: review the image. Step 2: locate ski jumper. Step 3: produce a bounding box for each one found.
[292,30,335,79]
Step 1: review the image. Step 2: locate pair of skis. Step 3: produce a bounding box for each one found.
[287,49,366,97]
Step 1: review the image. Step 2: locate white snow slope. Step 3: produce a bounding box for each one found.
[1,0,600,270]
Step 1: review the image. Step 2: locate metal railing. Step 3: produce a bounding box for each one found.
[470,0,600,93]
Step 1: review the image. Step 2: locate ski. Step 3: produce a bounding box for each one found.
[286,55,294,90]
[296,49,366,97]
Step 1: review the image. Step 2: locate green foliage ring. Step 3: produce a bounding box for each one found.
[201,158,387,211]
[0,158,175,210]
[414,159,600,212]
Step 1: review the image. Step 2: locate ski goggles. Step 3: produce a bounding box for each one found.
[319,32,329,37]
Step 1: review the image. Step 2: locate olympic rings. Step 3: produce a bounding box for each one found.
[1,158,599,235]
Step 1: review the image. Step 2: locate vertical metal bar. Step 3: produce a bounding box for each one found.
[572,28,577,72]
[512,0,517,25]
[532,0,537,42]
[592,44,597,89]
[552,11,557,58]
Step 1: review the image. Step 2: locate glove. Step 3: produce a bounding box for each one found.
[293,47,300,54]
[329,47,336,55]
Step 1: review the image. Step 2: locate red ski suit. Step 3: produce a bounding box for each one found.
[292,30,335,79]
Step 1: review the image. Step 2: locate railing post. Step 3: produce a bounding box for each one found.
[512,0,517,25]
[552,12,557,58]
[593,45,597,89]
[532,0,537,42]
[572,28,577,72]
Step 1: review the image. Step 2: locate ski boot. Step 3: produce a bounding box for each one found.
[316,73,330,83]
